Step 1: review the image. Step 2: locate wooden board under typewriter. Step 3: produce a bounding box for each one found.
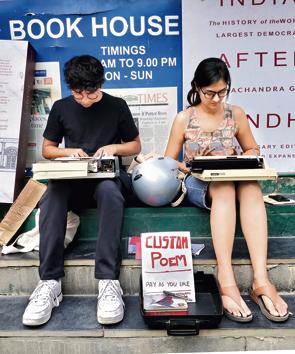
[189,156,277,181]
[32,156,120,180]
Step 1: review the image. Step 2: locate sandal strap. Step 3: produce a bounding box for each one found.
[220,285,243,308]
[252,284,280,305]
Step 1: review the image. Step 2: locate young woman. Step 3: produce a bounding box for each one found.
[165,57,289,322]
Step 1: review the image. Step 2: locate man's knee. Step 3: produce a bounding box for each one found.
[39,180,71,207]
[48,180,72,193]
[94,180,124,202]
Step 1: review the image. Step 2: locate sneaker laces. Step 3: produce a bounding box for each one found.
[29,281,60,307]
[98,280,124,306]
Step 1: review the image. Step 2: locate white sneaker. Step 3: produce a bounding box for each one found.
[22,280,62,326]
[97,280,125,324]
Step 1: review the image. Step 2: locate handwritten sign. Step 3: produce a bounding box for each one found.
[141,231,195,302]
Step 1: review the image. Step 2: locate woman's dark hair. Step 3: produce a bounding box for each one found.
[64,55,105,91]
[187,57,231,106]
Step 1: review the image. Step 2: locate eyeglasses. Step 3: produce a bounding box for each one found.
[72,89,100,100]
[199,87,228,99]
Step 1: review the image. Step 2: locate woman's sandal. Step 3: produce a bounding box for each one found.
[220,286,253,323]
[250,284,290,322]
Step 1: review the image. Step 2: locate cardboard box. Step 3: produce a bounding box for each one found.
[0,179,46,246]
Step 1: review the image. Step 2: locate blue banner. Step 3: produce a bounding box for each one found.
[0,0,182,106]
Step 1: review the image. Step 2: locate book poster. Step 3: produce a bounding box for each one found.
[141,231,195,302]
[182,0,295,173]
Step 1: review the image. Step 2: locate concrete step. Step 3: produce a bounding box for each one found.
[0,295,294,353]
[1,238,295,296]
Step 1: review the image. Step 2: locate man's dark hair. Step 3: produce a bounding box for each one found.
[64,55,105,91]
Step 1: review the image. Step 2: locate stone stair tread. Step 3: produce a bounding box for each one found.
[1,236,295,265]
[0,295,294,337]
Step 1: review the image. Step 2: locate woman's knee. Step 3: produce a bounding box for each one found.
[209,181,235,200]
[236,181,263,201]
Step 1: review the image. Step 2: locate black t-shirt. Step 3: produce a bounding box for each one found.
[43,92,139,155]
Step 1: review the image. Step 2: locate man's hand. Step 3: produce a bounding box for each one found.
[42,138,89,159]
[68,148,89,157]
[94,144,118,157]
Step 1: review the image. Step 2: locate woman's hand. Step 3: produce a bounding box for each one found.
[242,148,260,156]
[199,145,216,156]
[178,161,190,174]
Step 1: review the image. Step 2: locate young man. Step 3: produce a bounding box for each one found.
[22,55,141,326]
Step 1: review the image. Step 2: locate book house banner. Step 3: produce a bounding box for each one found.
[182,0,295,173]
[0,0,182,169]
[141,231,195,302]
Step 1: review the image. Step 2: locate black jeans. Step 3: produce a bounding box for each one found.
[38,172,130,281]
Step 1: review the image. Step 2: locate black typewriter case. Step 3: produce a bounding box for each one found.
[188,156,264,172]
[139,271,223,336]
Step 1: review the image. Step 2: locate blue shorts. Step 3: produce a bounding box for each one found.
[184,174,211,210]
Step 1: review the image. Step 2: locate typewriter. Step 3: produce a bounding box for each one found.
[32,156,120,180]
[187,155,277,181]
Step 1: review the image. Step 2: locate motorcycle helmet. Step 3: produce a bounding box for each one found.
[132,156,181,206]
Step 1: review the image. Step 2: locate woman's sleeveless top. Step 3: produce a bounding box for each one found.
[184,103,237,161]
